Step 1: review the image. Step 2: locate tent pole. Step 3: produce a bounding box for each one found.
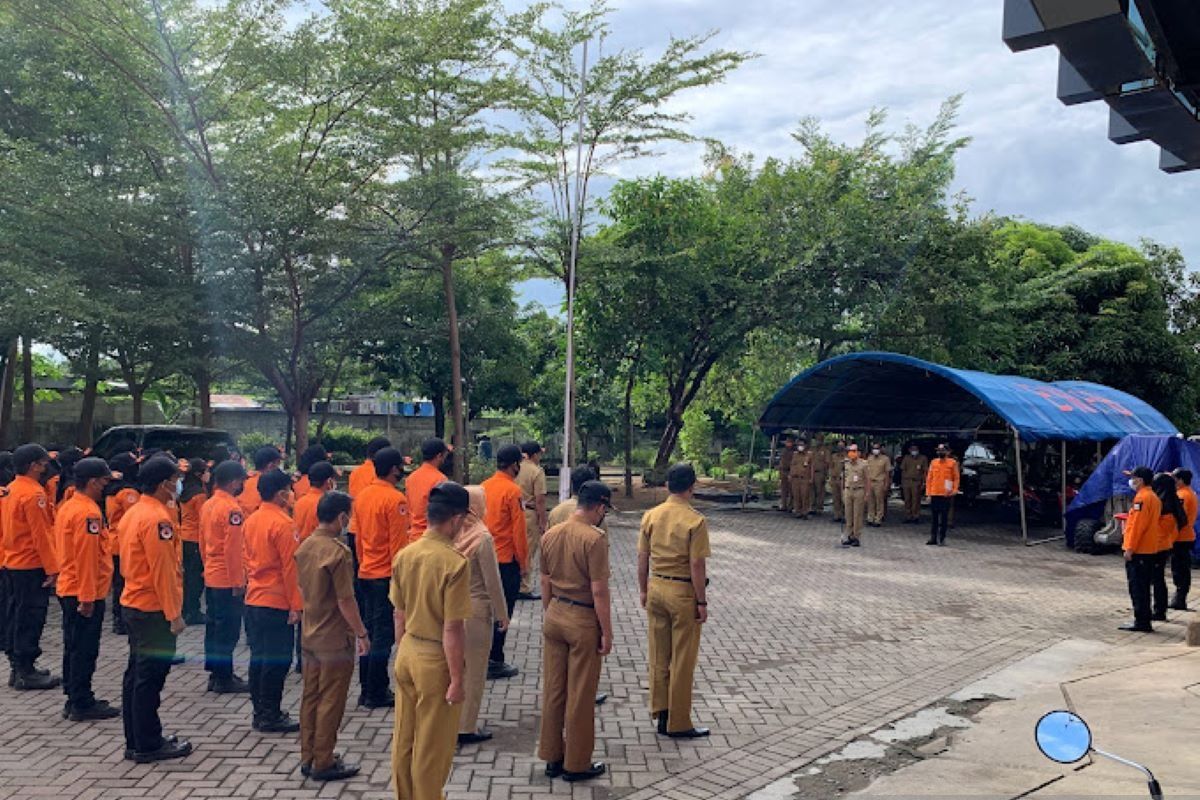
[1014,428,1028,545]
[743,427,758,511]
[1061,440,1067,535]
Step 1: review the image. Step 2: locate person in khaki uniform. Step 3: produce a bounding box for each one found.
[829,442,847,523]
[637,464,710,739]
[789,443,815,519]
[389,482,472,800]
[455,487,509,744]
[538,481,613,782]
[842,445,869,547]
[811,438,830,514]
[900,446,929,523]
[547,465,601,529]
[865,445,892,527]
[294,491,369,782]
[516,442,548,600]
[777,438,796,513]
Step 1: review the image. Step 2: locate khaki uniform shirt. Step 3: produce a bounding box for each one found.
[789,450,814,481]
[901,454,929,483]
[541,519,610,606]
[830,453,846,481]
[638,495,711,579]
[866,454,892,485]
[295,529,357,652]
[467,533,509,623]
[843,459,870,492]
[778,447,795,474]
[812,447,831,475]
[548,499,608,533]
[515,460,546,515]
[389,528,471,642]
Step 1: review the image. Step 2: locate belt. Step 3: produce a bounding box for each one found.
[652,573,691,582]
[524,503,537,511]
[406,633,443,644]
[553,596,594,609]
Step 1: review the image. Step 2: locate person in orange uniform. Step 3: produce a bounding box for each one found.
[1150,472,1185,622]
[0,450,14,664]
[243,469,304,733]
[294,461,338,542]
[178,459,210,626]
[353,446,409,708]
[1171,468,1196,610]
[924,444,960,546]
[118,455,193,763]
[239,446,282,516]
[293,443,330,498]
[483,444,528,680]
[2,444,60,690]
[53,457,120,720]
[346,436,390,611]
[105,452,141,635]
[405,438,452,540]
[200,461,250,694]
[1120,466,1162,633]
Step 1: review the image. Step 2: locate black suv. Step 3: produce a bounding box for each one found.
[92,425,239,462]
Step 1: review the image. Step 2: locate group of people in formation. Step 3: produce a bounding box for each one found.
[777,436,962,547]
[0,434,714,797]
[1118,466,1195,633]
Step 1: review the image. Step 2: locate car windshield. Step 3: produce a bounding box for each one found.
[141,430,233,460]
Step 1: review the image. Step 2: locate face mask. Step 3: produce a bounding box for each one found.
[872,449,881,455]
[1128,479,1139,491]
[798,446,806,452]
[174,478,184,497]
[910,450,919,456]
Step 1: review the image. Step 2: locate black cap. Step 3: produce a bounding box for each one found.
[257,469,293,503]
[577,480,613,509]
[520,440,543,457]
[1126,466,1155,484]
[12,444,49,474]
[666,463,698,494]
[421,438,448,461]
[372,447,405,478]
[496,444,522,469]
[253,445,282,471]
[365,436,392,458]
[307,460,337,486]
[213,460,247,487]
[73,457,112,482]
[108,452,139,480]
[428,481,470,514]
[186,458,208,476]
[138,455,180,490]
[570,464,596,494]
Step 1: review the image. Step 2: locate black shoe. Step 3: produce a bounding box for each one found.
[516,592,541,601]
[839,538,853,549]
[595,692,608,705]
[926,539,938,546]
[113,623,128,636]
[850,538,861,547]
[69,700,121,721]
[301,762,311,777]
[13,671,61,690]
[254,713,301,733]
[562,762,606,782]
[487,661,519,680]
[666,727,711,739]
[310,756,360,782]
[209,675,251,694]
[358,691,394,709]
[62,700,72,719]
[133,738,193,763]
[1151,613,1167,622]
[545,761,563,779]
[655,710,668,735]
[1118,623,1154,632]
[458,728,493,745]
[937,539,946,546]
[1170,602,1190,611]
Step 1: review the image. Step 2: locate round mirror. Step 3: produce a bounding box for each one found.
[1035,710,1092,764]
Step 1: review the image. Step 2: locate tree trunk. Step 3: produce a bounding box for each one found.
[77,336,101,448]
[196,362,213,428]
[0,338,16,446]
[130,386,145,425]
[654,411,683,471]
[441,252,466,482]
[284,410,294,458]
[623,369,636,497]
[293,401,310,457]
[21,335,34,442]
[432,393,446,439]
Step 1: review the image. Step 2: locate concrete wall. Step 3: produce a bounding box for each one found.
[1,395,166,448]
[214,408,435,456]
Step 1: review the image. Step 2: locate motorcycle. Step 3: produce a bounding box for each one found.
[1036,710,1163,799]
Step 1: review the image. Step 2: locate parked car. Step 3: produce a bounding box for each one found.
[92,425,239,462]
[893,437,1013,504]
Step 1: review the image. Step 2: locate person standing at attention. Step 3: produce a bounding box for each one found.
[516,441,548,601]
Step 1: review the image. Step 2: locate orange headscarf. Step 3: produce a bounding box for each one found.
[455,485,490,558]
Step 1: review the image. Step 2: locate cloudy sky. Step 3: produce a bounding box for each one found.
[517,0,1200,308]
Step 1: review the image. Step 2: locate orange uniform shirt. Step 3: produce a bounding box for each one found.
[238,473,264,515]
[1177,486,1198,544]
[354,479,409,580]
[53,493,113,602]
[1155,514,1179,553]
[292,485,326,542]
[0,485,8,568]
[106,487,141,545]
[925,458,960,497]
[347,459,376,533]
[199,489,246,589]
[293,475,311,497]
[1123,486,1162,555]
[404,462,444,539]
[243,502,303,612]
[1,475,59,573]
[178,493,206,543]
[481,470,528,569]
[118,495,183,620]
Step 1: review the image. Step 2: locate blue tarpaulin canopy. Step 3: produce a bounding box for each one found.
[758,352,1179,443]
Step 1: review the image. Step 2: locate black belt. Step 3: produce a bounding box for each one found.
[553,596,594,609]
[406,633,443,644]
[652,573,691,582]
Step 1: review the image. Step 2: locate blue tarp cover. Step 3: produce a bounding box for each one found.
[1066,434,1200,555]
[758,352,1179,442]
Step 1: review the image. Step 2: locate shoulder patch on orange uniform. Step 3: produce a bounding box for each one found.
[229,510,243,526]
[86,517,102,535]
[158,521,175,541]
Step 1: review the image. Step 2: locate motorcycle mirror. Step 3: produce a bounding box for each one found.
[1035,710,1092,764]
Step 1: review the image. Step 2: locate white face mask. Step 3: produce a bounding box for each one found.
[872,449,881,455]
[797,446,805,452]
[1128,478,1139,491]
[910,450,919,456]
[174,478,184,498]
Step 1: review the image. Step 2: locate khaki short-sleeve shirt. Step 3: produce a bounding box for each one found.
[638,495,710,579]
[389,529,471,641]
[295,531,357,652]
[541,519,610,605]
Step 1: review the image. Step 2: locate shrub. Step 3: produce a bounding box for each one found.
[314,424,374,460]
[616,446,657,469]
[329,451,355,468]
[679,407,715,470]
[707,466,727,480]
[735,463,756,479]
[720,448,740,473]
[238,431,274,456]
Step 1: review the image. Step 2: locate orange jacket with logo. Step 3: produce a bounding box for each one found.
[199,489,246,589]
[54,493,113,602]
[292,485,325,542]
[1177,487,1198,544]
[404,462,444,539]
[1,475,59,573]
[1123,486,1162,555]
[481,470,528,569]
[178,493,205,544]
[238,473,263,515]
[347,459,376,533]
[354,478,409,580]
[925,458,960,498]
[119,494,183,620]
[106,487,141,546]
[243,502,302,612]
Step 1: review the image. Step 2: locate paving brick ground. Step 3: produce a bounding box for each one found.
[0,500,1187,800]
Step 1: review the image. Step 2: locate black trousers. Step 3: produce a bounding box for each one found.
[358,577,394,701]
[6,567,49,671]
[181,542,204,621]
[1152,550,1170,617]
[121,608,176,753]
[111,557,127,632]
[1126,554,1155,628]
[489,561,522,664]
[245,604,293,720]
[1171,540,1193,603]
[204,588,244,679]
[345,532,365,610]
[60,596,105,709]
[0,568,10,655]
[929,497,951,542]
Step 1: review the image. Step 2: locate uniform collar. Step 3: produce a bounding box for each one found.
[492,470,516,485]
[306,485,327,497]
[214,488,237,503]
[370,477,396,489]
[424,527,454,545]
[13,474,44,492]
[666,494,691,507]
[258,501,292,519]
[138,493,170,511]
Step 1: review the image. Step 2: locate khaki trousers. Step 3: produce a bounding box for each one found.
[812,472,827,511]
[300,646,356,772]
[791,476,812,517]
[844,488,866,540]
[519,510,541,594]
[392,636,460,800]
[538,601,602,771]
[902,480,922,519]
[646,579,701,733]
[832,477,845,519]
[779,473,792,512]
[459,598,493,735]
[867,480,888,524]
